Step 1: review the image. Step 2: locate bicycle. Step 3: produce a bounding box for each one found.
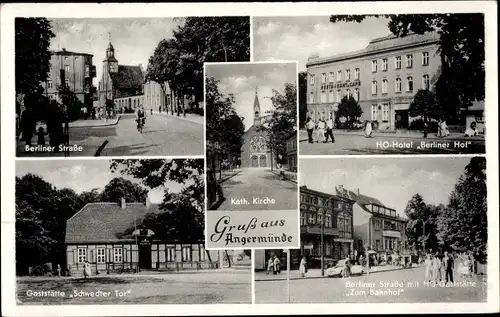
[137,117,145,133]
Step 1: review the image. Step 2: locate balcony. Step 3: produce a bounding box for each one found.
[382,230,401,238]
[301,225,338,236]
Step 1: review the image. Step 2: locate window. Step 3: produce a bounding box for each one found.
[182,246,191,262]
[395,78,402,93]
[382,58,388,71]
[406,54,413,68]
[374,220,381,229]
[334,70,341,81]
[47,80,53,89]
[336,89,342,102]
[96,248,105,263]
[346,89,351,99]
[371,81,377,95]
[371,60,378,72]
[325,214,332,228]
[383,103,390,121]
[308,213,316,225]
[329,72,335,83]
[64,56,68,60]
[310,74,315,85]
[77,248,87,263]
[64,65,70,72]
[345,69,351,81]
[300,194,305,202]
[65,78,70,86]
[406,76,414,92]
[355,88,360,101]
[309,92,315,104]
[328,90,334,102]
[321,91,327,103]
[301,213,306,226]
[422,74,430,90]
[317,214,323,226]
[395,56,402,69]
[354,68,360,80]
[113,248,123,263]
[371,104,378,121]
[321,73,326,84]
[345,218,350,233]
[422,51,429,66]
[166,247,175,262]
[382,79,388,94]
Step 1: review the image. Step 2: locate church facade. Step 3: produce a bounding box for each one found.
[240,89,272,168]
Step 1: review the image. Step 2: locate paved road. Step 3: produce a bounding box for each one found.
[217,168,298,211]
[17,269,251,304]
[16,114,203,157]
[299,132,485,155]
[255,266,487,303]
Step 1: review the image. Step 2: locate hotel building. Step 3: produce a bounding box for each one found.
[306,32,441,130]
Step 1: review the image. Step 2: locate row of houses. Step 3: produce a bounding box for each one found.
[255,185,408,270]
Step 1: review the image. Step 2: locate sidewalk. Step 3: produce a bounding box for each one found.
[299,129,485,142]
[218,170,241,184]
[255,265,416,281]
[270,169,297,184]
[154,111,204,125]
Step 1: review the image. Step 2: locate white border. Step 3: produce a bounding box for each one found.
[1,1,498,316]
[203,60,301,251]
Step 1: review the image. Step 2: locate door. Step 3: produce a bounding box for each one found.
[395,110,409,129]
[138,244,152,269]
[251,155,258,167]
[259,155,267,167]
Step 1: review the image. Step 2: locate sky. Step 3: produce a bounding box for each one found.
[49,18,182,86]
[205,62,297,131]
[299,157,474,216]
[15,160,187,204]
[253,16,391,71]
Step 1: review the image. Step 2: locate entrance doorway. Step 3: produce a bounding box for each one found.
[251,155,258,167]
[259,155,267,167]
[395,110,409,129]
[138,244,152,269]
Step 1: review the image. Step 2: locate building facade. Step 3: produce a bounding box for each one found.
[65,199,221,276]
[285,133,297,172]
[306,32,441,130]
[340,188,408,262]
[98,41,144,112]
[240,88,272,168]
[42,48,96,110]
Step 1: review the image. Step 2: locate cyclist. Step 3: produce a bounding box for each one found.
[135,105,146,130]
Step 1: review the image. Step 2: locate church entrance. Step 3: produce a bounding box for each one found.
[251,155,259,167]
[259,155,267,167]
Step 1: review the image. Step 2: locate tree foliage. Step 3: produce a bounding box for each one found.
[329,14,484,123]
[298,71,308,128]
[99,177,148,203]
[58,84,85,121]
[337,95,363,127]
[408,89,442,122]
[404,194,441,252]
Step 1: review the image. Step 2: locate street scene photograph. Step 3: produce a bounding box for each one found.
[15,159,251,304]
[15,17,250,157]
[205,62,298,211]
[255,156,487,303]
[253,14,486,155]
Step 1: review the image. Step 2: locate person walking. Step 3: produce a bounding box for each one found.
[267,257,273,275]
[274,255,281,275]
[364,120,373,138]
[443,251,454,284]
[305,117,315,143]
[324,115,335,143]
[83,261,91,279]
[424,253,433,282]
[299,256,307,278]
[316,119,325,143]
[433,252,442,282]
[436,119,443,137]
[57,264,61,278]
[343,256,351,278]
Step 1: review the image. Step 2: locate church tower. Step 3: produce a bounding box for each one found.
[103,33,118,73]
[253,86,261,127]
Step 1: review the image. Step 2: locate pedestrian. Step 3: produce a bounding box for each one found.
[464,122,478,137]
[343,256,351,278]
[267,257,273,275]
[424,253,433,282]
[324,115,335,143]
[364,120,373,138]
[57,264,61,278]
[299,256,307,278]
[316,119,325,143]
[274,255,281,275]
[441,119,450,137]
[433,252,442,282]
[83,261,91,279]
[36,127,48,146]
[305,117,315,143]
[443,251,454,284]
[436,118,443,137]
[423,121,428,138]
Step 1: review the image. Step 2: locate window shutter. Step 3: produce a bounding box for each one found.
[73,249,78,263]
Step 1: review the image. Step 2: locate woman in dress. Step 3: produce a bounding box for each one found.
[364,120,373,138]
[316,119,325,143]
[433,253,442,282]
[299,256,307,278]
[441,120,450,137]
[83,261,91,279]
[267,257,274,275]
[424,253,433,282]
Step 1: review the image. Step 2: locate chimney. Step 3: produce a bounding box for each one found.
[357,188,360,196]
[62,48,66,52]
[145,197,150,209]
[120,197,126,209]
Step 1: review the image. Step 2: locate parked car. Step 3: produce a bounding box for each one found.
[326,259,365,277]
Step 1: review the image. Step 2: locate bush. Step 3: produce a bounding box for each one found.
[30,264,51,276]
[409,118,439,132]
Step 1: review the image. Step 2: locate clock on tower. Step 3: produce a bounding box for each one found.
[109,62,118,73]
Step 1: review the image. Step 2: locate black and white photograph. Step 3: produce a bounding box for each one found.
[15,159,251,304]
[205,62,298,211]
[15,17,250,157]
[255,156,487,303]
[253,14,486,155]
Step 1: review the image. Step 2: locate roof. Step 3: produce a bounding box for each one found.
[307,32,439,67]
[347,190,387,208]
[253,92,261,111]
[110,65,144,90]
[65,202,163,244]
[466,100,485,111]
[300,185,355,203]
[51,49,93,57]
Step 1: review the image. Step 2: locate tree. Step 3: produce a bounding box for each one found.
[337,95,363,128]
[99,177,148,203]
[436,157,487,262]
[298,71,308,128]
[58,83,84,121]
[404,193,440,252]
[261,83,297,165]
[329,14,484,123]
[408,89,442,123]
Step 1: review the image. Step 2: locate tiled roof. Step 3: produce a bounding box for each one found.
[347,190,389,209]
[65,202,163,244]
[300,186,355,203]
[51,49,93,57]
[110,65,144,90]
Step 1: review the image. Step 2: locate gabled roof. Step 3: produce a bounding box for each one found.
[253,92,261,112]
[110,65,143,90]
[347,190,386,208]
[51,49,93,57]
[65,202,163,244]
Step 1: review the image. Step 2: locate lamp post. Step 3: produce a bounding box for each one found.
[320,204,325,276]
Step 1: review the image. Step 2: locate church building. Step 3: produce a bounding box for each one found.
[240,88,272,168]
[98,38,144,112]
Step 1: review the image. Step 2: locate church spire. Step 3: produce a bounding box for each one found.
[253,86,261,127]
